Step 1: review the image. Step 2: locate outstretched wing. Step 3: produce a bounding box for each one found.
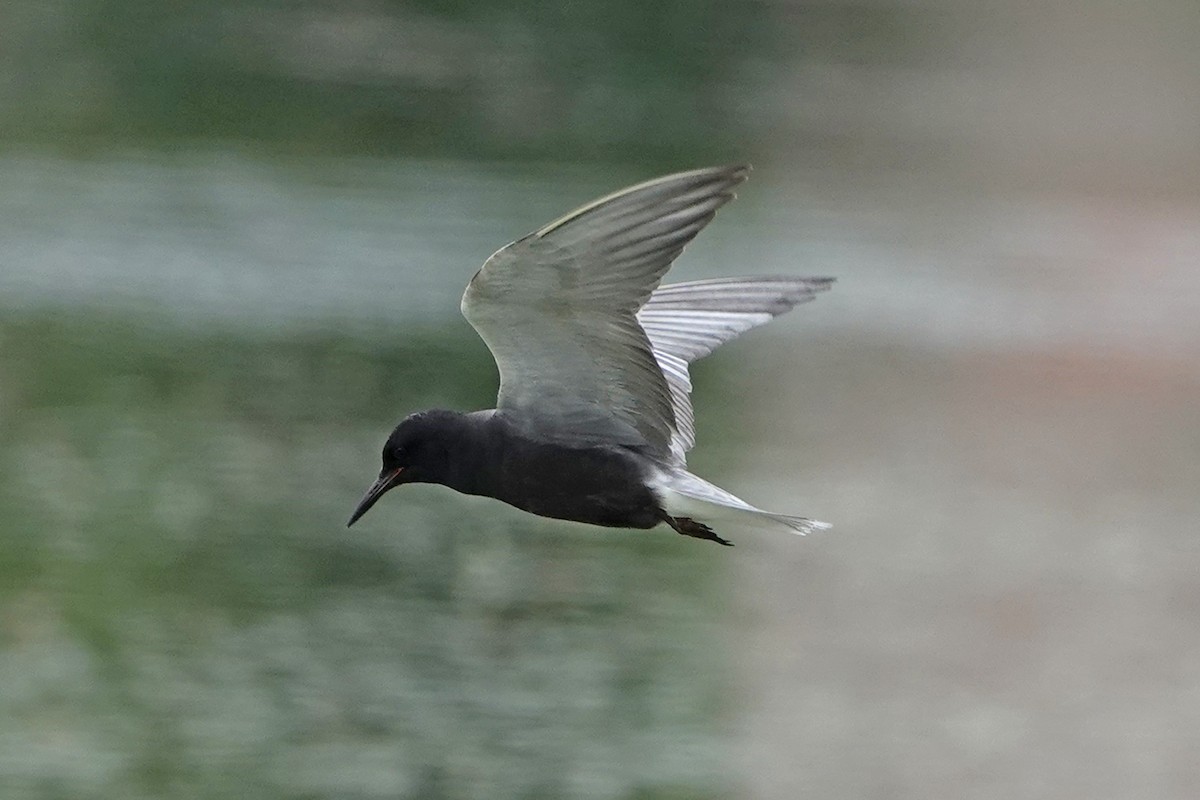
[638,276,835,462]
[461,165,748,459]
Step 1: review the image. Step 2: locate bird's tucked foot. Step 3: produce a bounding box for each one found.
[662,514,733,546]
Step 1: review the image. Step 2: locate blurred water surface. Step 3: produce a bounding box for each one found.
[2,150,1197,800]
[5,151,1196,353]
[0,159,733,797]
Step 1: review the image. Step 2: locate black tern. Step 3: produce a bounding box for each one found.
[348,165,833,545]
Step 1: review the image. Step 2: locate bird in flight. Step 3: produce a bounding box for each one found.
[348,165,833,545]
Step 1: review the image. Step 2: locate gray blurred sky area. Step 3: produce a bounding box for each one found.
[2,1,1198,192]
[759,0,1200,192]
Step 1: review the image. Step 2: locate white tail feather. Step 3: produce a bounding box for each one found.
[653,469,830,536]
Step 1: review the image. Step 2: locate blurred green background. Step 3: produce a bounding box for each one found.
[2,2,1199,798]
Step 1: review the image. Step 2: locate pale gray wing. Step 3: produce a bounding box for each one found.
[638,276,834,461]
[461,165,748,457]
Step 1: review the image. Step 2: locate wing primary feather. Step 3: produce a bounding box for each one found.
[638,276,834,460]
[535,165,748,239]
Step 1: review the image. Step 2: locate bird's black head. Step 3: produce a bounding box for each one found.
[347,409,465,527]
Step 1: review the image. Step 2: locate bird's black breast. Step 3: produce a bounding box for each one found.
[454,420,663,529]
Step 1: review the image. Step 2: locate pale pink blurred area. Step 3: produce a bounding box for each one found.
[722,4,1200,794]
[724,4,1200,784]
[732,337,1199,797]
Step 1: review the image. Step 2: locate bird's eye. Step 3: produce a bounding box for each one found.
[381,445,403,469]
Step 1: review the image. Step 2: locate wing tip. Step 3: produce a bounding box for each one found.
[533,163,751,239]
[714,163,750,194]
[779,517,832,536]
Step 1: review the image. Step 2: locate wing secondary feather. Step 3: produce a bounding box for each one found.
[637,276,834,460]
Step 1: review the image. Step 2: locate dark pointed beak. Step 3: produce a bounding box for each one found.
[347,467,405,527]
